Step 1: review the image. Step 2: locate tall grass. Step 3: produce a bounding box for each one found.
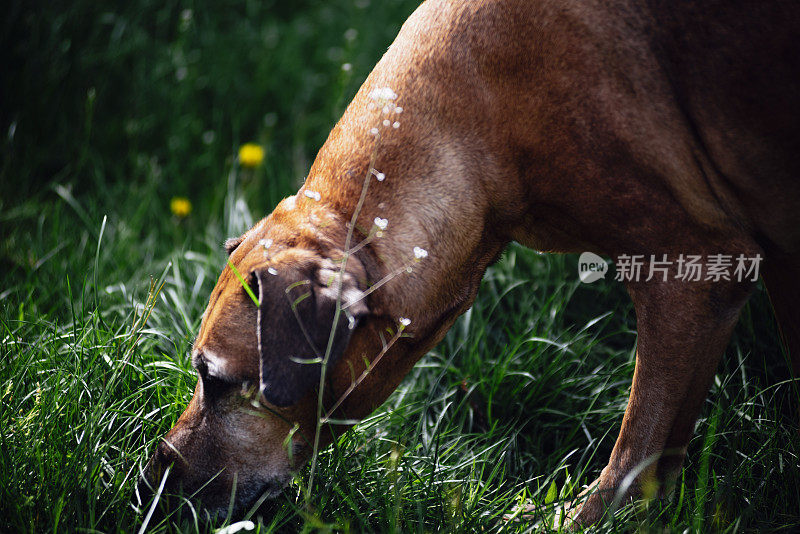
[2,0,799,532]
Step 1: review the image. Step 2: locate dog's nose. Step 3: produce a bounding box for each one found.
[134,441,181,510]
[134,441,188,528]
[133,473,155,511]
[134,473,176,529]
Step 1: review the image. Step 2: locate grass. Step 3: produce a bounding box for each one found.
[2,0,799,532]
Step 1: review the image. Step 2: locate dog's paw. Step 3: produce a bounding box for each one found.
[565,493,607,528]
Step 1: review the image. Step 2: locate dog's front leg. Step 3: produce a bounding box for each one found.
[571,269,756,525]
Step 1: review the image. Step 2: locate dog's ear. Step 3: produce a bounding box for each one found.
[254,263,368,407]
[224,237,243,255]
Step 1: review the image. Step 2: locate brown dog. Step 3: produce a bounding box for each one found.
[138,0,800,525]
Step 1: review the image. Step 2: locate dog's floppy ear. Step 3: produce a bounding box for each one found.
[254,263,368,407]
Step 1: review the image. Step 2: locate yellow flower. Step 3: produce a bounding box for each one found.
[238,143,264,168]
[170,196,192,218]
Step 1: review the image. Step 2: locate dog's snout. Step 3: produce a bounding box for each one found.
[136,441,182,501]
[134,439,196,527]
[153,440,181,473]
[133,474,154,511]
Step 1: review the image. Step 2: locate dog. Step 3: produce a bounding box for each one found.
[138,0,800,525]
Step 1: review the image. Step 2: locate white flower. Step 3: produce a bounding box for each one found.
[373,217,388,230]
[370,127,379,136]
[258,238,273,249]
[399,317,411,326]
[382,119,390,127]
[395,106,403,114]
[342,63,352,72]
[368,86,397,102]
[215,521,255,534]
[267,267,278,276]
[304,189,321,201]
[376,172,385,181]
[413,246,428,259]
[392,121,400,129]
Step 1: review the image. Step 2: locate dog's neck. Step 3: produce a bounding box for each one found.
[272,121,510,423]
[254,4,543,419]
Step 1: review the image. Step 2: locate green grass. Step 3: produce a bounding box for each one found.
[2,1,799,532]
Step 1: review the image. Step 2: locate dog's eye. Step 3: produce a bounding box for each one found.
[201,372,237,396]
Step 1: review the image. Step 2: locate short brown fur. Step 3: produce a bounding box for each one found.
[139,0,800,525]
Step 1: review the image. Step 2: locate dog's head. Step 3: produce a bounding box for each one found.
[136,225,370,519]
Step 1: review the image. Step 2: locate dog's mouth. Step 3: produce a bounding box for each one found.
[242,477,289,507]
[134,472,292,526]
[196,477,291,524]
